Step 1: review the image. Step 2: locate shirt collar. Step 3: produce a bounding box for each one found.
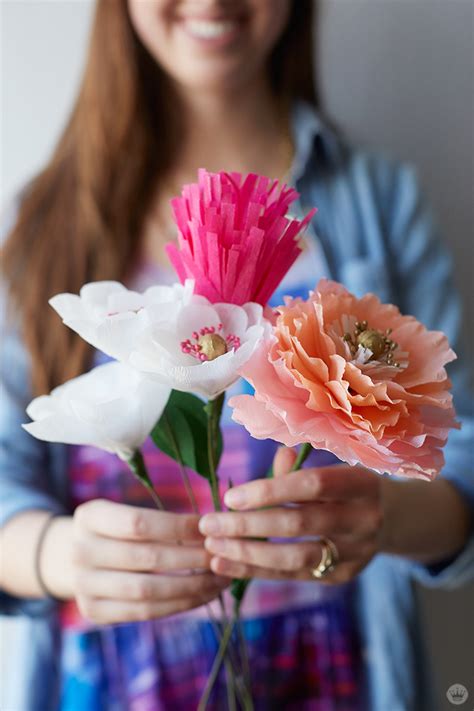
[290,100,338,182]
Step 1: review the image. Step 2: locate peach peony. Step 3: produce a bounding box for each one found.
[229,279,459,480]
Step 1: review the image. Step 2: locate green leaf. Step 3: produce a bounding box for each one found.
[163,410,197,469]
[151,390,222,481]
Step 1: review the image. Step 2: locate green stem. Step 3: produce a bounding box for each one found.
[237,616,252,707]
[198,616,235,711]
[231,597,254,710]
[164,400,240,707]
[219,442,313,706]
[199,601,253,711]
[206,392,225,511]
[266,442,312,479]
[204,392,249,708]
[206,599,248,710]
[226,670,237,711]
[292,442,313,471]
[205,393,257,708]
[127,450,164,510]
[200,441,313,709]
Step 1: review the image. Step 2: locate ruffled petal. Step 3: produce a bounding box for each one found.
[232,278,458,480]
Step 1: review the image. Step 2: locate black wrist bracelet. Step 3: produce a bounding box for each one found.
[34,512,60,599]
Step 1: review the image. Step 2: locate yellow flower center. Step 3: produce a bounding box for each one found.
[356,329,386,360]
[198,333,228,361]
[343,321,400,367]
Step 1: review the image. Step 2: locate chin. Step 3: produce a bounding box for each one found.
[174,58,261,95]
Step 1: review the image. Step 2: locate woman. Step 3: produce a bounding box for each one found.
[1,1,473,709]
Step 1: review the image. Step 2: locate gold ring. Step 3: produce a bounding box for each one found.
[310,537,339,579]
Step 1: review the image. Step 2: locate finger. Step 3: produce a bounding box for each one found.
[273,446,297,477]
[210,555,355,584]
[78,591,223,625]
[76,500,202,542]
[205,538,355,572]
[200,501,376,540]
[74,535,211,572]
[76,570,228,601]
[223,465,379,510]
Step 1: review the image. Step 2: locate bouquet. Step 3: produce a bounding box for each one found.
[24,170,458,709]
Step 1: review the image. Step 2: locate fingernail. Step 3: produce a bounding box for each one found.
[199,515,221,535]
[206,537,226,554]
[224,489,246,509]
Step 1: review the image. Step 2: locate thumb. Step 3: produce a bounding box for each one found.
[273,446,297,477]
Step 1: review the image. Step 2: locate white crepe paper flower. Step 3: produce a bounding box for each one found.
[49,280,194,362]
[23,362,171,460]
[129,299,272,400]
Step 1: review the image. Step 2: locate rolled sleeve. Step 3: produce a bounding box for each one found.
[385,164,474,588]
[1,201,70,615]
[0,324,70,615]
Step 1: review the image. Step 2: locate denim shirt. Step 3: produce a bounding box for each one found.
[1,102,473,711]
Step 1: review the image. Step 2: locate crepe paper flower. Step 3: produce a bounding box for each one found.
[23,362,171,461]
[229,279,459,480]
[129,298,272,400]
[49,280,194,362]
[166,169,317,306]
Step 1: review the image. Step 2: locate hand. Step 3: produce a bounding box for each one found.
[70,499,228,624]
[199,447,384,584]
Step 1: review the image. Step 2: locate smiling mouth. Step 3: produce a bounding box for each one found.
[182,17,242,41]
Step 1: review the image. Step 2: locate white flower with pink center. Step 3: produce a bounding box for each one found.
[129,299,272,399]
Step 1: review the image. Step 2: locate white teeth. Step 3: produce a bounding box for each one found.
[185,19,238,39]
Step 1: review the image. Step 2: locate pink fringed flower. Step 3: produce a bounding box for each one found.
[166,169,316,306]
[229,279,459,480]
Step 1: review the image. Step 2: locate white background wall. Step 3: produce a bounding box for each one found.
[1,1,473,709]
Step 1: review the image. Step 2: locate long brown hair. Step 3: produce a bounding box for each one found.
[2,0,319,396]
